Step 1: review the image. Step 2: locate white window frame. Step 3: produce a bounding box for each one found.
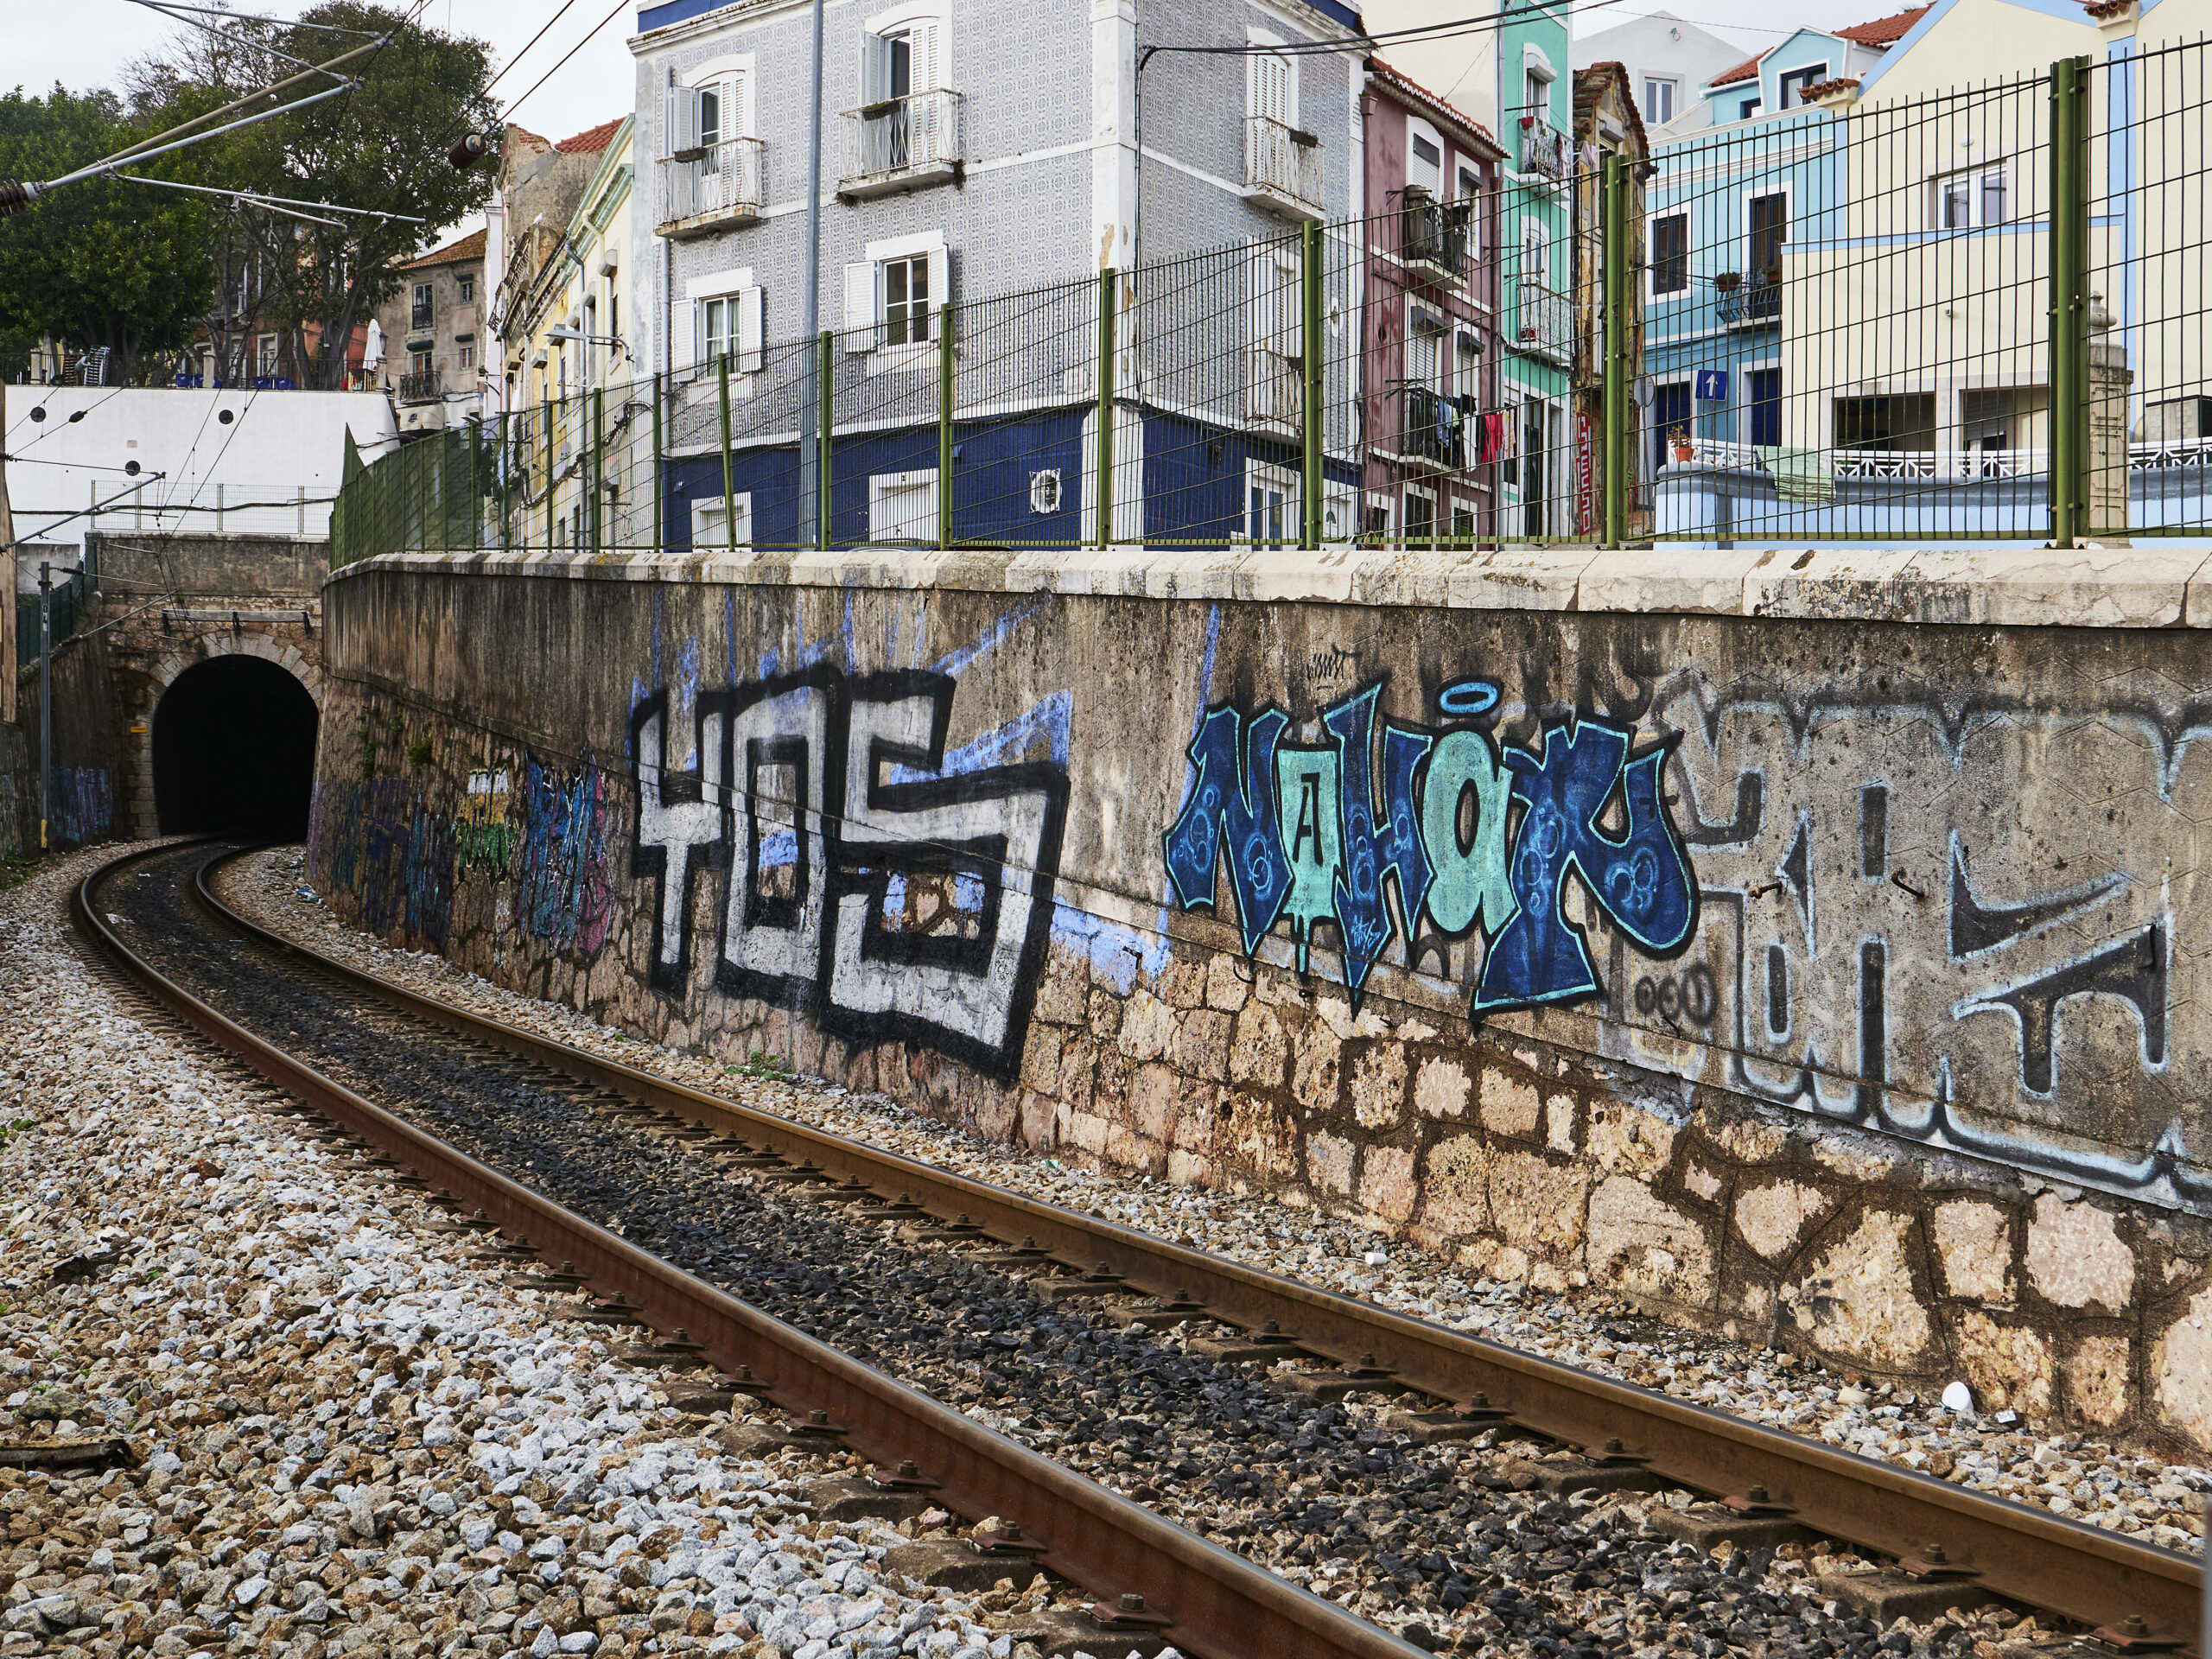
[1405,298,1444,388]
[868,467,939,543]
[1742,182,1791,282]
[864,3,947,98]
[257,333,278,377]
[1928,159,2013,230]
[1643,75,1678,125]
[849,230,948,372]
[1247,27,1299,130]
[1521,46,1555,122]
[1649,208,1691,300]
[1407,115,1445,196]
[1736,356,1783,449]
[692,491,753,549]
[683,266,764,375]
[1243,458,1298,546]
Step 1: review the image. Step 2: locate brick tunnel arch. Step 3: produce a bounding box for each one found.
[149,640,321,839]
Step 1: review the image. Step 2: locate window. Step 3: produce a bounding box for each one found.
[1651,212,1688,295]
[1933,163,2010,229]
[1404,485,1436,546]
[884,253,931,344]
[1739,97,1761,121]
[1407,305,1443,387]
[1365,502,1391,542]
[411,282,433,328]
[702,294,732,362]
[1777,64,1828,109]
[1452,505,1476,543]
[257,334,277,377]
[869,469,938,542]
[1747,192,1787,278]
[1520,219,1548,290]
[1453,330,1481,398]
[1643,76,1677,125]
[1746,367,1782,447]
[693,283,764,372]
[692,492,753,548]
[1524,64,1551,120]
[1249,38,1295,129]
[1457,164,1482,257]
[1653,379,1692,472]
[410,348,433,376]
[458,342,476,371]
[1409,129,1443,196]
[458,275,474,302]
[1246,462,1297,543]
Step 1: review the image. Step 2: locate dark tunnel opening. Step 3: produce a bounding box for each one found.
[153,654,320,840]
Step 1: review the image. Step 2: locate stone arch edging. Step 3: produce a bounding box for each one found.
[130,631,324,836]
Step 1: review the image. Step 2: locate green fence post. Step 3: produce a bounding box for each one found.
[1095,268,1116,550]
[652,371,664,551]
[818,331,835,550]
[2050,54,2092,549]
[1601,150,1630,549]
[1301,220,1324,550]
[938,300,956,550]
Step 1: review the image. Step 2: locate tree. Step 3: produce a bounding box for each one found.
[129,3,498,389]
[0,86,216,383]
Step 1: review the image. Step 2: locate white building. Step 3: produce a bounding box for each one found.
[1571,10,1749,131]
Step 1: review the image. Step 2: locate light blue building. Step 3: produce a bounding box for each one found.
[1640,10,1924,480]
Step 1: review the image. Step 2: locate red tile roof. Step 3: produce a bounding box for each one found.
[403,227,487,270]
[1705,7,1928,93]
[1368,55,1504,158]
[554,118,623,155]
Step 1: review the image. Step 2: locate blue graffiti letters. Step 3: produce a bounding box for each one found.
[1162,675,1697,1020]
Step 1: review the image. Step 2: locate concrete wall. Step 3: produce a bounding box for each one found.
[14,626,125,850]
[308,542,2212,1453]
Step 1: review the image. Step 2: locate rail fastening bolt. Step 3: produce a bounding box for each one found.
[1747,1486,1769,1503]
[1121,1593,1145,1613]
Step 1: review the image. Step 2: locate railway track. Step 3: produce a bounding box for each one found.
[75,839,2205,1659]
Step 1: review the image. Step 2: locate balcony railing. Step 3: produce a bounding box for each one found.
[1401,193,1469,283]
[1512,281,1572,362]
[1249,346,1303,434]
[397,369,442,404]
[839,90,963,198]
[1716,277,1782,327]
[1517,115,1573,185]
[1401,385,1471,469]
[661,137,766,234]
[1243,115,1325,221]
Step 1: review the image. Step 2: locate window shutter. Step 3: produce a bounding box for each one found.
[671,296,696,372]
[863,33,886,103]
[1277,245,1301,357]
[910,20,937,92]
[667,84,701,156]
[727,72,748,141]
[844,261,879,350]
[925,245,950,340]
[737,285,765,372]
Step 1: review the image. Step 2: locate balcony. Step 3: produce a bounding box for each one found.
[1401,385,1471,470]
[1512,281,1572,364]
[1516,115,1573,188]
[658,137,766,238]
[1401,192,1469,285]
[1242,115,1325,222]
[397,368,442,404]
[839,91,963,200]
[1716,276,1782,328]
[1249,346,1303,435]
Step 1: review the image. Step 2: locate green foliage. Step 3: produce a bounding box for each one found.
[0,86,216,381]
[405,737,434,766]
[732,1049,792,1080]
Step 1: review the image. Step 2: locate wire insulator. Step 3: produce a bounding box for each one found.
[448,131,487,171]
[0,180,37,217]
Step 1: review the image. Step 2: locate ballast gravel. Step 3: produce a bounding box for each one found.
[0,849,1118,1659]
[221,849,2212,1560]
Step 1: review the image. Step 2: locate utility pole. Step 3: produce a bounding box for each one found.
[0,375,14,725]
[38,561,52,853]
[798,0,825,546]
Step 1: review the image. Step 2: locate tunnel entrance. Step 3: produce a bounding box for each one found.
[152,654,320,839]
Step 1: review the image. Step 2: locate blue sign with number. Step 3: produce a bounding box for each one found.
[1694,369,1730,402]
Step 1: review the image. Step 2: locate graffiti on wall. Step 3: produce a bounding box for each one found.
[513,753,614,956]
[47,767,115,849]
[1163,676,1698,1018]
[630,664,1070,1080]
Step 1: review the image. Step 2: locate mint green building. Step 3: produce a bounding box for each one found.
[1498,0,1575,537]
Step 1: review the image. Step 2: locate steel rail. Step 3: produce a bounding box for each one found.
[188,848,2204,1650]
[74,842,1428,1659]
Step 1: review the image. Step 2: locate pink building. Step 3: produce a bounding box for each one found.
[1359,59,1506,545]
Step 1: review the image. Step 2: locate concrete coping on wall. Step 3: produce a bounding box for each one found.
[331,540,2212,629]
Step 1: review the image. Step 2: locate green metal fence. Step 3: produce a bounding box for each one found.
[329,43,2212,564]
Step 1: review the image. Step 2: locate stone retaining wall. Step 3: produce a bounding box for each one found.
[308,543,2212,1454]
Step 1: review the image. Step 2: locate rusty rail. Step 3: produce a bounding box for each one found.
[187,846,2204,1651]
[75,842,1428,1659]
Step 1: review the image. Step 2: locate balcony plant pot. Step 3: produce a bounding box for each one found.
[1713,271,1741,291]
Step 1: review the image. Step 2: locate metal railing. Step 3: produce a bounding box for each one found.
[1243,116,1325,219]
[1249,345,1304,434]
[1400,385,1471,469]
[662,137,766,226]
[1401,193,1469,281]
[840,90,963,192]
[1517,115,1572,184]
[1715,276,1782,327]
[1512,281,1571,361]
[397,369,442,404]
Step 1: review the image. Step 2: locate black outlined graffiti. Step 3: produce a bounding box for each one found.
[630,667,1070,1081]
[1960,923,2168,1096]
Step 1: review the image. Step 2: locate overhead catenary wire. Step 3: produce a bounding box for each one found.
[499,0,633,123]
[105,171,428,226]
